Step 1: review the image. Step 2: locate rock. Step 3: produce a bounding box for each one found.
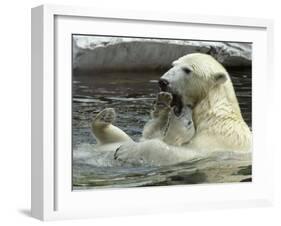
[73,36,251,72]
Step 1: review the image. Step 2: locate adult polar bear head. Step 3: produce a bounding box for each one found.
[159,53,252,152]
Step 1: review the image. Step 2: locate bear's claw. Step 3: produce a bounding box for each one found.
[93,108,116,124]
[156,92,173,107]
[114,147,120,160]
[151,92,173,118]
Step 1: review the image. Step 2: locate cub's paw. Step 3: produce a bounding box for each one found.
[152,92,172,118]
[156,92,172,108]
[93,108,116,125]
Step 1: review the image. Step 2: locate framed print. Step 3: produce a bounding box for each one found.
[31,4,274,221]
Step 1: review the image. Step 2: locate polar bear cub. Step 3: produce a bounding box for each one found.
[142,92,195,146]
[91,92,195,147]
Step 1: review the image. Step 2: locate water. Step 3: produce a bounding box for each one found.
[72,68,252,190]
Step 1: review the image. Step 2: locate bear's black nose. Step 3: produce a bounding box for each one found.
[158,79,169,91]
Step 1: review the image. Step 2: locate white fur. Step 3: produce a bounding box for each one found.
[164,53,252,152]
[91,108,132,146]
[93,53,252,166]
[142,92,195,146]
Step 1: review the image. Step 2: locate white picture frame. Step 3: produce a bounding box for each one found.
[31,4,274,221]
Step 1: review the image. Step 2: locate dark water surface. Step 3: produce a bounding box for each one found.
[72,68,252,189]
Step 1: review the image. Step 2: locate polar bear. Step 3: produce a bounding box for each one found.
[155,53,252,152]
[92,53,252,165]
[92,92,195,147]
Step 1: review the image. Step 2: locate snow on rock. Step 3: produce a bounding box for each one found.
[73,36,251,71]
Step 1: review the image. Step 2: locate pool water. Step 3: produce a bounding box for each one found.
[72,68,252,190]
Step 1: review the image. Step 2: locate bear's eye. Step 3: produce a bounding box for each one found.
[182,67,192,74]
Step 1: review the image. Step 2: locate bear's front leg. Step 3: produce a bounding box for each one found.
[142,92,173,140]
[91,108,132,145]
[163,105,195,146]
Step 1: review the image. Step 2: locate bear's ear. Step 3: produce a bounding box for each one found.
[213,72,228,85]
